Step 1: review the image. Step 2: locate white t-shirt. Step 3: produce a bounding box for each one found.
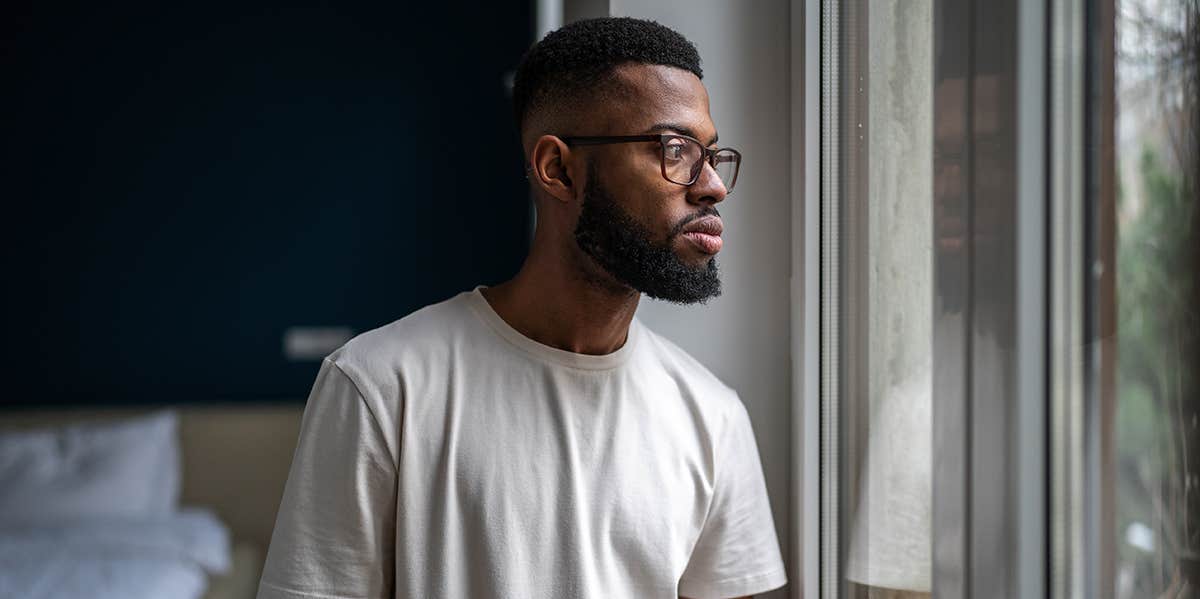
[257,288,786,599]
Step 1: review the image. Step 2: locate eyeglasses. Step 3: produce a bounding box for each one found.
[560,133,742,193]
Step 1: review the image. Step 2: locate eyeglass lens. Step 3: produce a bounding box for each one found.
[663,137,740,192]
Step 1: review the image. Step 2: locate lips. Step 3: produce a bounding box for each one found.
[679,216,724,254]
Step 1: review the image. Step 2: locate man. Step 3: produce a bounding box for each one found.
[258,17,786,599]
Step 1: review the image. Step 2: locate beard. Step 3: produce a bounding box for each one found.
[573,167,722,305]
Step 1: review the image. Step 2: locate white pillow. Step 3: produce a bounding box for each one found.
[0,411,181,526]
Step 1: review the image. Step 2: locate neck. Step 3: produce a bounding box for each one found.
[480,232,639,356]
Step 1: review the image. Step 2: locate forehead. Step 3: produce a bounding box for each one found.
[593,63,715,141]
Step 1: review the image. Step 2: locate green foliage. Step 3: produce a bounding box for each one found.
[1115,144,1198,593]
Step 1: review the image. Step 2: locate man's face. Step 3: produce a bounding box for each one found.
[570,63,729,304]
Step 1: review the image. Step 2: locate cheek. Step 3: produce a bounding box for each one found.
[633,184,688,239]
[609,154,689,236]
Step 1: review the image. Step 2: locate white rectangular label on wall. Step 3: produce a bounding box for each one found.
[283,327,355,361]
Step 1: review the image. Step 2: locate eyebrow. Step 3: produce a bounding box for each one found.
[646,122,719,147]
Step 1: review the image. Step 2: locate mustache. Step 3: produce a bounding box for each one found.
[668,206,721,238]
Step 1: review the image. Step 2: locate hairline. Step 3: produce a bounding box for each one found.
[520,63,708,151]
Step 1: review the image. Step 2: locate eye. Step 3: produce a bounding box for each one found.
[665,142,686,160]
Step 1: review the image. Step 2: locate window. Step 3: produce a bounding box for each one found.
[801,0,1197,595]
[824,0,935,596]
[1109,0,1199,595]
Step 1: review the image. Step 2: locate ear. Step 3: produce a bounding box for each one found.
[528,135,577,203]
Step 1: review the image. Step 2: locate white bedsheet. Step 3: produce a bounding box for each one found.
[0,508,230,599]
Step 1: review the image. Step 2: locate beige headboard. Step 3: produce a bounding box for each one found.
[0,404,304,552]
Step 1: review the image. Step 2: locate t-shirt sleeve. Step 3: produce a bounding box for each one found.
[678,399,787,599]
[257,358,398,599]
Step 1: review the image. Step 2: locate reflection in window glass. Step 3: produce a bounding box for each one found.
[1112,0,1199,596]
[838,0,934,596]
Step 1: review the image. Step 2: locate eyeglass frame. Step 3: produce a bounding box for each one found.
[557,133,742,193]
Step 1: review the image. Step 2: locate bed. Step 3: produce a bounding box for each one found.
[0,408,301,599]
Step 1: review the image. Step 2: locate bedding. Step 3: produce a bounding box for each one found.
[0,507,231,599]
[0,411,181,525]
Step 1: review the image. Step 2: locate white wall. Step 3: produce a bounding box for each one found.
[605,3,795,596]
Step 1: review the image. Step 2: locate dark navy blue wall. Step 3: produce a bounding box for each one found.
[1,1,533,405]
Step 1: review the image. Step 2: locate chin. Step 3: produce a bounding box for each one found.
[680,249,718,269]
[672,241,712,263]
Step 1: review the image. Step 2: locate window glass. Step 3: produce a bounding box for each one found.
[1111,0,1199,595]
[835,1,935,596]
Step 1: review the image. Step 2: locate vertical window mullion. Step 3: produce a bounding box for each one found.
[819,0,841,596]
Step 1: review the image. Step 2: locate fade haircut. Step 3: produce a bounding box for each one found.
[511,17,703,139]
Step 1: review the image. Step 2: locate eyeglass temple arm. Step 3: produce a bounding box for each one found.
[559,135,663,146]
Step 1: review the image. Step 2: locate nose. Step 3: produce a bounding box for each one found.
[687,160,728,205]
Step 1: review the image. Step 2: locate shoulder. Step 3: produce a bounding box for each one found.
[333,292,470,365]
[324,290,475,405]
[635,322,744,418]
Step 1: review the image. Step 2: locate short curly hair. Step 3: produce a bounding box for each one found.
[512,17,703,136]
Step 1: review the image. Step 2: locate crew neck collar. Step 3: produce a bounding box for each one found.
[464,286,640,371]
